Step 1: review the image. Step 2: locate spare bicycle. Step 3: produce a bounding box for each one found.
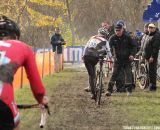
[132,57,149,89]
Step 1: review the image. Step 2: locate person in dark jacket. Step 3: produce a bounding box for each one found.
[134,31,143,52]
[114,20,131,92]
[143,23,160,91]
[136,23,150,57]
[106,24,136,96]
[50,27,65,54]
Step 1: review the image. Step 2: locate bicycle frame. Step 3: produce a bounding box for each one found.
[17,104,50,128]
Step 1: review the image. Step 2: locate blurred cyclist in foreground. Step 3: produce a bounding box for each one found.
[0,15,49,130]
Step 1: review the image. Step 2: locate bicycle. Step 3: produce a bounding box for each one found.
[95,55,113,105]
[132,58,140,87]
[133,57,149,89]
[103,57,113,78]
[17,104,50,128]
[138,60,160,89]
[157,64,160,81]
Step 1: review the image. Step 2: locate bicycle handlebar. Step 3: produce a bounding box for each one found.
[17,104,50,128]
[17,104,39,109]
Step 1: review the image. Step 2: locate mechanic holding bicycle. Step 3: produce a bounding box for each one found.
[0,15,49,130]
[82,28,112,100]
[105,23,137,96]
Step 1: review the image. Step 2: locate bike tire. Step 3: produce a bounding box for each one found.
[157,65,160,81]
[138,64,148,89]
[132,62,137,86]
[96,71,103,105]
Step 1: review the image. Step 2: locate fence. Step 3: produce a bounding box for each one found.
[63,46,84,63]
[13,48,63,89]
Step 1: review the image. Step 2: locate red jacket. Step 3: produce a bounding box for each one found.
[0,40,45,124]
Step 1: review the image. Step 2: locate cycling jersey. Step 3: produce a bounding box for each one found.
[0,40,45,127]
[83,35,112,99]
[83,35,112,58]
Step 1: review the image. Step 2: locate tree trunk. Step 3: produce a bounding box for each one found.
[65,0,75,46]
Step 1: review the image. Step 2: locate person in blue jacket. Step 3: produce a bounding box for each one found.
[50,27,65,54]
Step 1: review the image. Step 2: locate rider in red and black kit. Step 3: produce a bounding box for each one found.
[0,15,48,130]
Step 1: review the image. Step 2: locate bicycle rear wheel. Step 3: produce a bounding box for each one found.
[138,64,148,89]
[132,62,137,86]
[96,71,103,105]
[157,65,160,81]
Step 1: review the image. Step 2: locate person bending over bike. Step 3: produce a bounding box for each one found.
[82,28,112,100]
[0,15,49,130]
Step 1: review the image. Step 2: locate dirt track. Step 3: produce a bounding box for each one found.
[43,65,130,130]
[18,64,160,130]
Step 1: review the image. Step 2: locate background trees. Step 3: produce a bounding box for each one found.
[0,0,151,47]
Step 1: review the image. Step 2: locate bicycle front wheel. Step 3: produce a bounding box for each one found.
[96,71,103,105]
[138,64,148,89]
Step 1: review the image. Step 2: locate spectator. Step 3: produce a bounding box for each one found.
[50,27,65,54]
[116,20,127,30]
[106,24,136,96]
[136,23,150,58]
[114,20,130,92]
[101,21,111,30]
[101,21,115,38]
[50,27,66,72]
[134,29,143,52]
[143,23,160,91]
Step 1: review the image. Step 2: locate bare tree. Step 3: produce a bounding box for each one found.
[65,0,75,46]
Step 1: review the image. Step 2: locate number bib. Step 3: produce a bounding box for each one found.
[87,38,100,49]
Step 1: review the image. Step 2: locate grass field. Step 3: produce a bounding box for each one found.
[15,67,160,130]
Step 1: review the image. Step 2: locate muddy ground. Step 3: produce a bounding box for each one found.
[46,65,131,130]
[20,65,133,130]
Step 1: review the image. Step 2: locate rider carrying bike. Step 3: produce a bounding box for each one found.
[83,28,112,100]
[0,15,48,130]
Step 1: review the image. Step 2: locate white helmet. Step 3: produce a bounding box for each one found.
[98,27,109,36]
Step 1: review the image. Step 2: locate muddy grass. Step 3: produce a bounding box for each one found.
[16,65,160,130]
[45,69,129,130]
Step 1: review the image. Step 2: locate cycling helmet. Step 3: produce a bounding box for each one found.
[98,27,109,36]
[0,15,20,39]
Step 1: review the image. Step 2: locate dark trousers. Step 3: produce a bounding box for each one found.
[84,56,99,96]
[0,100,14,130]
[116,67,125,92]
[148,60,157,89]
[108,62,133,93]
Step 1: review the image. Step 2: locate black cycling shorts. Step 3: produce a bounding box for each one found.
[0,100,14,130]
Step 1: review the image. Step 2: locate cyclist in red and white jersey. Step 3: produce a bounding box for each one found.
[0,15,48,130]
